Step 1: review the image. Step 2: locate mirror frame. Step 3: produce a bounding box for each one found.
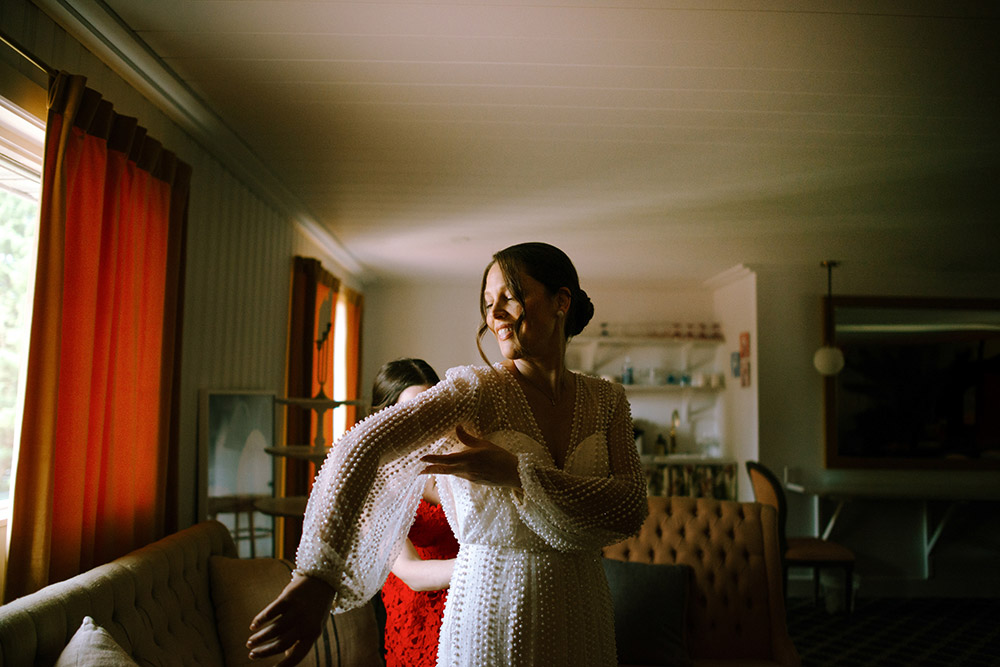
[823,295,1000,470]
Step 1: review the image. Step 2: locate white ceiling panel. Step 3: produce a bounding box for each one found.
[67,0,1000,286]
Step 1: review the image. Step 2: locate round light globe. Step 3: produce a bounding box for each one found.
[813,346,845,375]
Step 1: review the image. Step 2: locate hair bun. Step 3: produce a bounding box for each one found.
[566,288,594,337]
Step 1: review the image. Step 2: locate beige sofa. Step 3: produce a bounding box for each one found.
[0,520,382,667]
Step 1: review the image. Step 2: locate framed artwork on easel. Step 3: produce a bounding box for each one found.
[198,389,276,557]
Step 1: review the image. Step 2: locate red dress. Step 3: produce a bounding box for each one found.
[380,498,460,667]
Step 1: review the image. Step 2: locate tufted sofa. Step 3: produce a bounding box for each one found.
[603,496,801,667]
[0,520,381,667]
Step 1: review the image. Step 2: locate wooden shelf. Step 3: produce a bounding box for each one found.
[640,454,735,465]
[254,496,308,518]
[276,397,366,409]
[622,384,722,395]
[265,445,330,464]
[572,335,723,347]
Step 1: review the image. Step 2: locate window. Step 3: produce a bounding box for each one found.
[331,294,348,440]
[0,95,44,509]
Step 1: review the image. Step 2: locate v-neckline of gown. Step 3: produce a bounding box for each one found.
[499,363,581,470]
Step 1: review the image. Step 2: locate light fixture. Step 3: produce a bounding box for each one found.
[813,260,845,376]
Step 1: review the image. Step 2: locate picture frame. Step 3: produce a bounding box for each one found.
[198,389,277,557]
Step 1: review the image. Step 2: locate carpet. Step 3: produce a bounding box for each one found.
[786,597,1000,667]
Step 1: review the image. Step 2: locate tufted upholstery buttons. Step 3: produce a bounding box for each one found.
[0,521,237,666]
[602,496,800,665]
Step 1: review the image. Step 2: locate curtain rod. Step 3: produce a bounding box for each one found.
[0,29,58,79]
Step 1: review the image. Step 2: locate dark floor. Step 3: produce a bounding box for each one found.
[786,597,1000,667]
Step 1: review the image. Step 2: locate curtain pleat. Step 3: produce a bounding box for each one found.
[281,257,343,558]
[4,72,189,600]
[342,288,364,429]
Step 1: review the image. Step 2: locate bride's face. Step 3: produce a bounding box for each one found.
[483,263,561,360]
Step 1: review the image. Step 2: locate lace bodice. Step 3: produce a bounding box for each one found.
[295,364,648,613]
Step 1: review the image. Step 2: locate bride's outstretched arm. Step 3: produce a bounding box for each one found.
[247,369,481,662]
[247,574,335,666]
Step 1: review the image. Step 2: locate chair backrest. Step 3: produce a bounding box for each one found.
[603,496,799,665]
[745,461,788,554]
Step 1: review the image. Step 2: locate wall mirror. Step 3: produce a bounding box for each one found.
[823,296,1000,469]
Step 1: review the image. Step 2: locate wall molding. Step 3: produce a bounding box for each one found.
[33,0,366,280]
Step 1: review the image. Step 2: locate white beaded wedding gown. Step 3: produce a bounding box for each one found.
[295,364,648,667]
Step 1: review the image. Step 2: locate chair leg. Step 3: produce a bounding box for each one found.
[844,564,853,616]
[248,510,257,558]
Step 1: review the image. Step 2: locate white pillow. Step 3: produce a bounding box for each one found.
[55,616,138,667]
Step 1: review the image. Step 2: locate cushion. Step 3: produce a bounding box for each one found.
[55,616,138,667]
[209,556,382,667]
[602,559,692,667]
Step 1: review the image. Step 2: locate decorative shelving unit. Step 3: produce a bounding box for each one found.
[255,396,367,557]
[274,396,367,448]
[567,335,725,422]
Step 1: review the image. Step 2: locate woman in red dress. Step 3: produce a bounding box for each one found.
[370,359,459,667]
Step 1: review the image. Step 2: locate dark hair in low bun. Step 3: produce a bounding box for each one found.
[565,287,594,337]
[371,358,440,412]
[477,242,593,359]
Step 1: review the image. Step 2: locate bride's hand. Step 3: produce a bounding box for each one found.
[246,573,336,665]
[420,425,521,488]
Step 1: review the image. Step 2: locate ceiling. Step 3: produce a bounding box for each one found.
[50,1,1000,287]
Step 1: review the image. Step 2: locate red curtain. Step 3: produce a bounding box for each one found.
[4,73,189,600]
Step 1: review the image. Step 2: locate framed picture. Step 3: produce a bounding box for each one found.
[198,389,276,557]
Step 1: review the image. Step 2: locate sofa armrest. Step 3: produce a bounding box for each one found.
[0,520,236,667]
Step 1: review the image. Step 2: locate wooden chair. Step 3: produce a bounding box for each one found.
[745,461,855,614]
[206,494,274,557]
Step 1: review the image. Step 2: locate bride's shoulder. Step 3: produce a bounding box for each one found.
[575,372,626,404]
[576,371,621,391]
[440,364,509,392]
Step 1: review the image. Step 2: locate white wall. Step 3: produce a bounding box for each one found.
[710,267,758,501]
[362,280,487,402]
[755,262,1000,596]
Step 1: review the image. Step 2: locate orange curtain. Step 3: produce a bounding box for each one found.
[282,256,338,556]
[4,73,189,600]
[342,287,364,429]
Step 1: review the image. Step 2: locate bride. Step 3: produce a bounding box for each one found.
[247,242,648,666]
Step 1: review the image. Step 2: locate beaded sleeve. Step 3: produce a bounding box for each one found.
[294,369,478,611]
[513,384,648,551]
